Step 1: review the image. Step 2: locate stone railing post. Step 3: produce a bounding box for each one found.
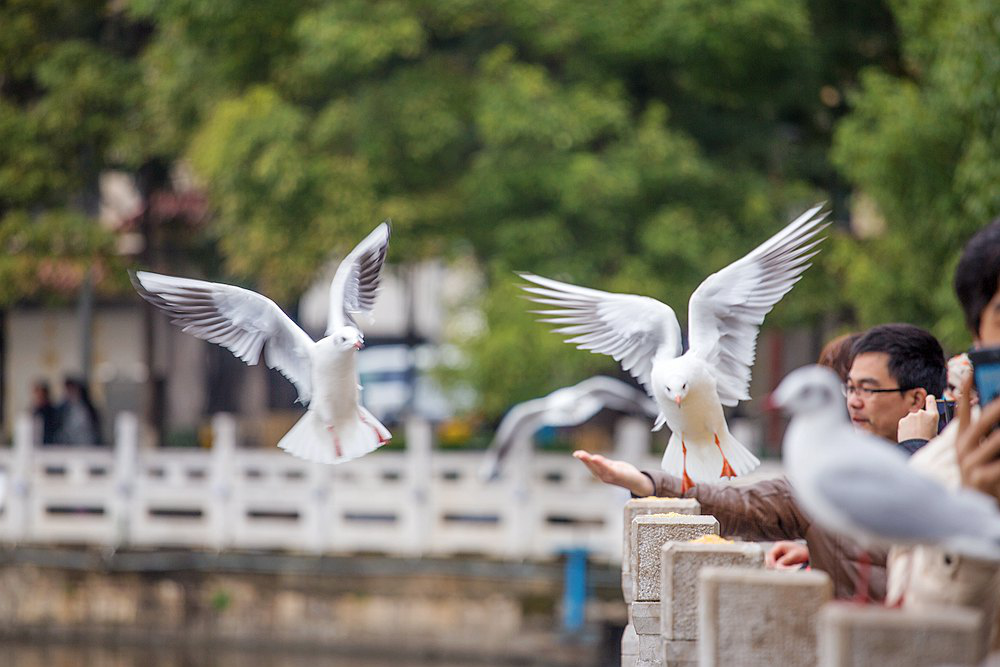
[404,415,433,556]
[111,411,139,547]
[504,432,534,559]
[622,498,701,603]
[613,416,652,464]
[660,541,763,666]
[209,413,237,551]
[698,567,832,667]
[624,513,719,667]
[817,602,985,667]
[9,413,35,541]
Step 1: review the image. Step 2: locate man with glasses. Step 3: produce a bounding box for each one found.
[844,323,947,452]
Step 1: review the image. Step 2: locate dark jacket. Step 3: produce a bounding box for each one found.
[642,470,887,602]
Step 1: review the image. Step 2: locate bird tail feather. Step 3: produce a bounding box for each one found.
[278,409,390,465]
[717,429,760,477]
[660,429,759,484]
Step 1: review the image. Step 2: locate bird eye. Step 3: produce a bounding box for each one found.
[682,383,687,390]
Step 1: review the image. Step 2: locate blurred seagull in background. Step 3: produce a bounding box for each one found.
[521,205,829,490]
[131,222,392,465]
[773,365,1000,561]
[479,375,659,481]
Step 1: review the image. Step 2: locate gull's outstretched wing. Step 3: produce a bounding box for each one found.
[131,271,314,404]
[812,449,1000,554]
[519,273,682,393]
[687,205,829,406]
[327,221,391,334]
[571,376,660,417]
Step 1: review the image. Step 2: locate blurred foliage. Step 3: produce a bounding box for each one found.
[831,0,1000,351]
[120,0,902,417]
[10,0,994,419]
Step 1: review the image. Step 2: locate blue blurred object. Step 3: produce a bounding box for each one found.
[561,547,588,634]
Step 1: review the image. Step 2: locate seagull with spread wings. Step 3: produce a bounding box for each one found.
[131,222,392,465]
[521,205,829,490]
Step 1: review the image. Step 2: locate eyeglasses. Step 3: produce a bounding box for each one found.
[841,384,911,398]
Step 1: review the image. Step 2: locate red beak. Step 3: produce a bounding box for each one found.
[674,395,682,407]
[354,341,364,351]
[762,392,777,411]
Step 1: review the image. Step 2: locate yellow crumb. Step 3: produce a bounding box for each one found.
[633,496,680,501]
[688,535,733,545]
[648,512,689,518]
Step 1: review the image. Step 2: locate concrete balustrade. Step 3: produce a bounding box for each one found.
[0,411,661,561]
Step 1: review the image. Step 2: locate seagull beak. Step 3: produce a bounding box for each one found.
[762,392,777,411]
[674,395,682,407]
[354,340,364,351]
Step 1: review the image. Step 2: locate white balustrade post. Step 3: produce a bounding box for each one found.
[611,416,653,563]
[404,416,433,556]
[505,432,533,558]
[9,413,35,541]
[111,411,139,548]
[209,413,237,551]
[304,461,327,554]
[613,416,651,465]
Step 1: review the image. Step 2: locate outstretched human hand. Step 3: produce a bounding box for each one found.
[573,450,654,497]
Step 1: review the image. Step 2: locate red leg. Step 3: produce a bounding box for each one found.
[850,550,872,604]
[358,411,389,445]
[681,438,695,493]
[715,433,736,478]
[326,426,343,458]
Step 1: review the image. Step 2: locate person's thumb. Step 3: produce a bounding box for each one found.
[925,394,936,412]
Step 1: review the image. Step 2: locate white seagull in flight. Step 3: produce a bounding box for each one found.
[131,222,392,464]
[521,205,829,490]
[479,375,658,481]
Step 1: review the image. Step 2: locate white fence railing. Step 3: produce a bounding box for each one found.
[0,413,663,563]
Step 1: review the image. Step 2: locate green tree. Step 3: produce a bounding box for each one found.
[0,1,151,302]
[831,0,1000,350]
[125,0,902,417]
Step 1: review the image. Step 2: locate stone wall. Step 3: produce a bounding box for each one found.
[0,548,624,665]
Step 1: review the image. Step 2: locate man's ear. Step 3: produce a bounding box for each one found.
[909,387,928,410]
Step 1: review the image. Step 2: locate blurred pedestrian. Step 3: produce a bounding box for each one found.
[31,381,60,445]
[56,377,101,445]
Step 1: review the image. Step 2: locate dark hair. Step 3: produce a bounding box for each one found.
[818,332,862,382]
[850,324,946,397]
[954,219,1000,336]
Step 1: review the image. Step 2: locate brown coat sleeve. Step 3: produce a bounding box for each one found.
[643,470,810,541]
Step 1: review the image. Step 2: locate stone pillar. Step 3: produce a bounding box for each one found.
[817,602,985,667]
[111,411,139,547]
[8,413,34,541]
[209,413,237,551]
[660,541,763,666]
[622,498,701,603]
[404,415,433,556]
[613,416,652,464]
[698,567,832,667]
[626,513,719,667]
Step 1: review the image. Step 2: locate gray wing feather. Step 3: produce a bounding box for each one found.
[131,270,314,405]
